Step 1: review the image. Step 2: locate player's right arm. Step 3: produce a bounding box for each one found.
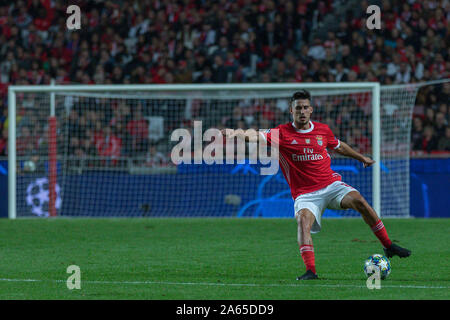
[221,128,268,143]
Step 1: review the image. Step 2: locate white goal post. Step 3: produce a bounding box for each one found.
[8,82,382,219]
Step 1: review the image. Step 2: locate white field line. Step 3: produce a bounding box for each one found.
[0,278,448,290]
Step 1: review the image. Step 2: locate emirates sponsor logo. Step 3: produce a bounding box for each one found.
[292,153,324,161]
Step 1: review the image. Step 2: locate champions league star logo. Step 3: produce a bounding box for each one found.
[26,177,62,217]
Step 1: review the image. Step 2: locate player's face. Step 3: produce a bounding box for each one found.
[291,99,313,126]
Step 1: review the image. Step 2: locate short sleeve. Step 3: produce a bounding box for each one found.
[326,125,340,149]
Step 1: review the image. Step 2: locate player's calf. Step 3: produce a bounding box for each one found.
[341,191,411,257]
[342,192,392,248]
[369,219,411,258]
[296,209,318,278]
[341,191,378,226]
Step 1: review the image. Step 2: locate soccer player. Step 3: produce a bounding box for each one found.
[223,90,411,280]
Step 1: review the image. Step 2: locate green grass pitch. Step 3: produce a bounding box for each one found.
[0,218,448,300]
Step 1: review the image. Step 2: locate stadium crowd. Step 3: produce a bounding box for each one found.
[0,0,449,166]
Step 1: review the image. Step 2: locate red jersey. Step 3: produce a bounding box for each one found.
[262,121,342,199]
[127,119,149,139]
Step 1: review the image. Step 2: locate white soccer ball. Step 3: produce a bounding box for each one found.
[364,254,391,280]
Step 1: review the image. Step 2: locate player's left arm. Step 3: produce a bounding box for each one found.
[334,141,375,168]
[325,125,374,168]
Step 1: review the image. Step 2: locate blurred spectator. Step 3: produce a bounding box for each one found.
[352,128,370,154]
[174,60,192,83]
[0,127,7,156]
[212,55,228,83]
[438,127,450,151]
[331,62,349,82]
[423,108,436,128]
[16,126,35,156]
[421,126,439,153]
[224,106,245,128]
[126,108,149,155]
[144,145,168,167]
[411,117,424,150]
[95,126,122,163]
[434,112,447,137]
[308,38,326,61]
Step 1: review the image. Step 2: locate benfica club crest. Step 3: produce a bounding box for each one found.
[316,135,323,146]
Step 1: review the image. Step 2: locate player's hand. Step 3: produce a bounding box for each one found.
[362,157,375,168]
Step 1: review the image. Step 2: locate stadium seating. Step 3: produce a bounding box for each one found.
[0,0,448,158]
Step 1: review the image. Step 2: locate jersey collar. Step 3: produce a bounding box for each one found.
[292,121,314,133]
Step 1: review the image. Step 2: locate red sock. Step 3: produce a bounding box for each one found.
[300,245,316,274]
[371,220,392,249]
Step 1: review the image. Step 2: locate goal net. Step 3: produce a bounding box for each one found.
[8,82,432,218]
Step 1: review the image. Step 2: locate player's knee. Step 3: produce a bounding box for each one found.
[296,209,313,230]
[295,210,306,224]
[352,195,369,212]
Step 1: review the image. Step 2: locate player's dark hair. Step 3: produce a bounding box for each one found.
[290,90,311,105]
